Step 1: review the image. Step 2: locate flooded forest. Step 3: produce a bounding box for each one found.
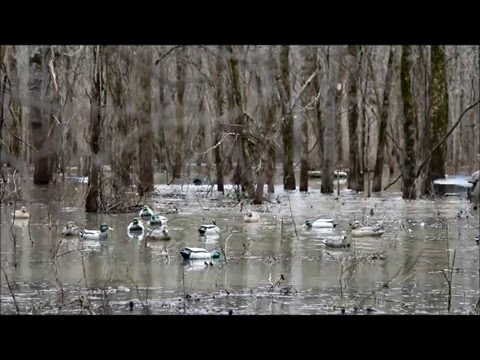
[1,45,479,315]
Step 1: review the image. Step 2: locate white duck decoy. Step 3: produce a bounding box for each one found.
[139,205,154,220]
[13,206,30,219]
[349,221,385,237]
[127,218,144,233]
[80,223,113,240]
[304,217,337,229]
[198,223,220,236]
[146,227,171,241]
[149,214,168,226]
[323,231,349,248]
[180,247,221,260]
[244,211,260,223]
[469,170,479,210]
[62,221,79,236]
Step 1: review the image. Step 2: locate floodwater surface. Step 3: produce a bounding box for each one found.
[1,172,479,315]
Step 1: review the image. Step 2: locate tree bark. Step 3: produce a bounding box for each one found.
[347,46,362,191]
[401,45,417,199]
[428,45,448,189]
[214,46,225,193]
[137,49,154,195]
[276,46,296,190]
[265,99,276,193]
[29,46,50,185]
[299,46,318,192]
[321,46,338,193]
[372,46,394,192]
[85,46,106,212]
[173,46,187,180]
[227,45,255,197]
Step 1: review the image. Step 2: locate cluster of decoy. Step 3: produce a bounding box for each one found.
[11,202,479,260]
[302,216,385,248]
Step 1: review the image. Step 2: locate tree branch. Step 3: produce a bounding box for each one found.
[415,98,480,178]
[383,99,480,191]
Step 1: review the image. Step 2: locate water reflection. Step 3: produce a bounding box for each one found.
[1,173,479,314]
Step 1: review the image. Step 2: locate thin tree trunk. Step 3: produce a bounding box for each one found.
[6,47,23,158]
[321,46,338,193]
[253,67,266,204]
[428,45,449,188]
[372,46,394,192]
[227,45,255,197]
[276,46,296,190]
[347,45,361,191]
[401,45,417,200]
[299,46,318,192]
[265,100,276,193]
[85,46,105,212]
[137,49,154,195]
[29,47,50,185]
[173,47,186,180]
[0,47,5,164]
[214,46,225,193]
[419,46,432,195]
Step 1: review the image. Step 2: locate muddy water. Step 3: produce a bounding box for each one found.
[1,172,479,315]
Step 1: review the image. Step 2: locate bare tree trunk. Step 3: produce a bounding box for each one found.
[347,46,361,191]
[265,100,276,193]
[428,45,449,192]
[276,46,296,190]
[401,45,417,199]
[0,47,5,161]
[6,47,23,158]
[321,46,338,193]
[85,46,105,212]
[372,46,394,192]
[29,47,50,185]
[253,66,267,204]
[47,48,62,183]
[335,50,346,167]
[359,63,369,193]
[106,47,134,187]
[227,45,255,197]
[173,47,186,180]
[213,47,225,193]
[419,47,432,195]
[299,46,318,192]
[137,49,154,195]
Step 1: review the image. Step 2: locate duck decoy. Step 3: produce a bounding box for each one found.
[127,218,144,233]
[304,217,337,229]
[80,223,113,240]
[323,231,349,248]
[149,214,168,226]
[180,247,221,260]
[139,205,154,220]
[146,227,171,241]
[13,206,30,219]
[349,221,384,237]
[244,211,260,223]
[62,221,79,236]
[198,223,220,236]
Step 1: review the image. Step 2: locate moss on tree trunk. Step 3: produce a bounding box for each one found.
[401,45,417,200]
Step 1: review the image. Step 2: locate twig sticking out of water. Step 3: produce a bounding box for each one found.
[285,195,299,241]
[126,266,150,315]
[10,200,17,269]
[441,249,456,313]
[1,261,20,314]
